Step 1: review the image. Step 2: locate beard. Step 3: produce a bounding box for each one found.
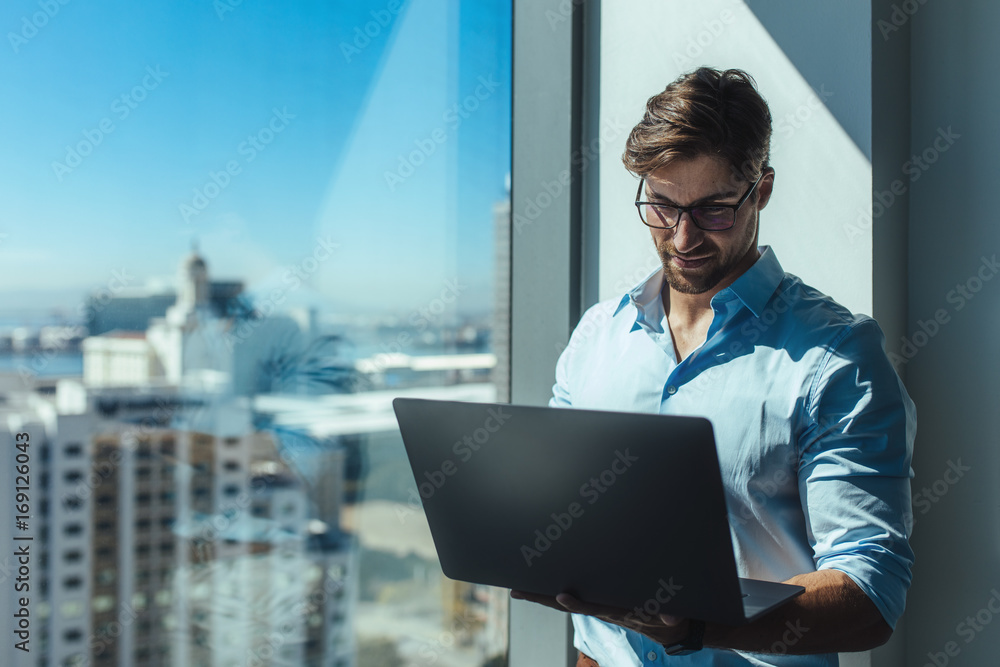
[654,213,759,295]
[659,253,733,294]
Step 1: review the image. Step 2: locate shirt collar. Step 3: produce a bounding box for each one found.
[612,246,785,320]
[717,245,785,318]
[614,265,664,318]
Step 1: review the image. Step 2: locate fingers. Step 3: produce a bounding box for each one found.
[555,593,629,619]
[658,614,685,627]
[509,590,567,612]
[511,589,689,635]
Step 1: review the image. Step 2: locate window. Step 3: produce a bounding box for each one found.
[63,524,83,536]
[93,595,116,613]
[3,1,510,665]
[61,601,84,619]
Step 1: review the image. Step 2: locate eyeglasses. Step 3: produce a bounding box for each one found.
[634,170,766,231]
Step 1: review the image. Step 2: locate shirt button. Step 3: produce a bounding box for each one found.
[666,385,677,395]
[647,650,658,661]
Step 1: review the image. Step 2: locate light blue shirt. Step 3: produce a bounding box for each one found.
[550,247,916,667]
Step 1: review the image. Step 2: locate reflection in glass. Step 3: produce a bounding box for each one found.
[0,0,510,665]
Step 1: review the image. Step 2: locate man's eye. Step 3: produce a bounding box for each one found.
[696,206,729,216]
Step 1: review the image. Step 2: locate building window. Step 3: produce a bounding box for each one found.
[61,601,84,618]
[93,595,116,613]
[12,2,511,666]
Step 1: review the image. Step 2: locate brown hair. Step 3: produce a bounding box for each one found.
[622,67,772,184]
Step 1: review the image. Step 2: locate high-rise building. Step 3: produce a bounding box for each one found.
[2,377,356,667]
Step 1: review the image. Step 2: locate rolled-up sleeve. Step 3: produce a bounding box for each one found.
[797,319,917,629]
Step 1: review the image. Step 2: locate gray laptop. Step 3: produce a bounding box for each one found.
[392,398,804,625]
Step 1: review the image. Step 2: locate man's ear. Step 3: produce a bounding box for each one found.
[756,167,775,211]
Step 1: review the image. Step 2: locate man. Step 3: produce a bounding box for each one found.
[511,68,916,666]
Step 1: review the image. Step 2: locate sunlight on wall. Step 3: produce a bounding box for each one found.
[598,0,874,315]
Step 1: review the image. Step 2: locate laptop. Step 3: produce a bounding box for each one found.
[392,398,804,625]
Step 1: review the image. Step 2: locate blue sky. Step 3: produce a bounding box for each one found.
[0,0,510,318]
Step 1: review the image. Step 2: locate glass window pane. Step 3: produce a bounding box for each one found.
[0,1,511,666]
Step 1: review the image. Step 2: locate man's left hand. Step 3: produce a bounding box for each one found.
[510,590,691,646]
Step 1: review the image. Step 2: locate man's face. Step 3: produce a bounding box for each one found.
[643,155,773,296]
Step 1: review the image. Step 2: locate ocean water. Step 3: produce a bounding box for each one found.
[0,352,83,377]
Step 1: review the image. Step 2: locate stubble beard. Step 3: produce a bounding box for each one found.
[659,253,730,294]
[656,212,759,295]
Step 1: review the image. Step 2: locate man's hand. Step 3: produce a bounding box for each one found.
[511,570,893,654]
[509,590,691,646]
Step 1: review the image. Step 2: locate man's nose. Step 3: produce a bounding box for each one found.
[672,211,704,253]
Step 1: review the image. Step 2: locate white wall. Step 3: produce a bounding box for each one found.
[597,0,874,315]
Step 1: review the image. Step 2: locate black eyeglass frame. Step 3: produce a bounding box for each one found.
[634,169,769,231]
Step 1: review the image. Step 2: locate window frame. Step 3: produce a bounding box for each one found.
[510,0,599,664]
